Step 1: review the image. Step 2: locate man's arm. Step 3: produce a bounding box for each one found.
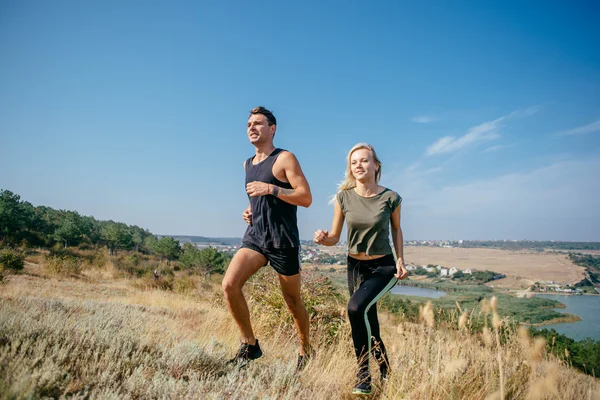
[270,152,312,207]
[241,160,252,224]
[242,203,251,225]
[246,152,312,208]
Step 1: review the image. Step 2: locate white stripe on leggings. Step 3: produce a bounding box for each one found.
[363,276,398,374]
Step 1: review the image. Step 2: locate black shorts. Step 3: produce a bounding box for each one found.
[241,241,301,276]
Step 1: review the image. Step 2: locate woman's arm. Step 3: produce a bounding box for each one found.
[391,204,408,279]
[314,197,345,246]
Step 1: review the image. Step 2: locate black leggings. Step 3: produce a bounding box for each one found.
[347,254,397,374]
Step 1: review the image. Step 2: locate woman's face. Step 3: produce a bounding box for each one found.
[350,148,378,182]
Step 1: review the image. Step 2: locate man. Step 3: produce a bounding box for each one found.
[222,106,312,369]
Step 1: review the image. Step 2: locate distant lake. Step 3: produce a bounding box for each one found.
[390,285,446,298]
[535,294,600,341]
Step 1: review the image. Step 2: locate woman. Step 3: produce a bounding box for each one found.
[314,143,408,395]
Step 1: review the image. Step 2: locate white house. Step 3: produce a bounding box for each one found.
[405,264,418,271]
[440,267,449,277]
[464,268,477,275]
[449,266,459,276]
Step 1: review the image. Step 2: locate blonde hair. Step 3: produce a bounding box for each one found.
[329,143,382,204]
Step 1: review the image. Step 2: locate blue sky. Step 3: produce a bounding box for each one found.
[1,1,599,241]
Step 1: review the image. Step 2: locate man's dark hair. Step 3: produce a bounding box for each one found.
[249,106,277,126]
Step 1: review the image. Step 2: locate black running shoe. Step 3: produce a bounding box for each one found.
[297,346,315,371]
[373,344,390,383]
[296,353,310,371]
[227,340,263,366]
[352,369,372,396]
[376,353,390,382]
[380,362,389,383]
[352,380,372,396]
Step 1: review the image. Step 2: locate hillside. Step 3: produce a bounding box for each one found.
[1,257,598,399]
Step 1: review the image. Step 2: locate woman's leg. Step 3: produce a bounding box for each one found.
[367,304,390,374]
[347,264,397,377]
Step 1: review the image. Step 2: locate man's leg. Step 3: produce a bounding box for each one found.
[222,247,266,344]
[278,273,311,355]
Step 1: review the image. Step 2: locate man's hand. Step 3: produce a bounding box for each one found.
[242,205,252,225]
[246,181,271,197]
[314,229,329,244]
[395,258,408,280]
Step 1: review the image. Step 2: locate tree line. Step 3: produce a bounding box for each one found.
[0,189,230,277]
[1,189,154,253]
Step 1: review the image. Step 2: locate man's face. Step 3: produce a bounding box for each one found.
[247,114,275,145]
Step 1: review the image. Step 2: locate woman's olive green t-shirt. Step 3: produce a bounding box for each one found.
[337,188,402,256]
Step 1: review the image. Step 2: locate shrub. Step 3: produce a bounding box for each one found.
[247,269,347,346]
[174,276,196,294]
[90,250,108,268]
[131,273,173,291]
[51,242,64,252]
[379,295,420,320]
[43,254,82,276]
[77,242,95,251]
[113,254,151,277]
[0,247,25,272]
[128,253,141,266]
[76,249,108,269]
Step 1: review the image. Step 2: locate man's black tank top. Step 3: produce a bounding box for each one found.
[242,148,299,249]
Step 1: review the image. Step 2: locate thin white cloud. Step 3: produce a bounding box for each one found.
[516,105,541,117]
[426,117,503,156]
[419,159,600,218]
[412,115,436,123]
[556,119,600,136]
[426,107,538,156]
[383,157,600,240]
[483,144,514,153]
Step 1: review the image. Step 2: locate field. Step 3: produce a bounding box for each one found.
[405,247,586,288]
[1,260,599,399]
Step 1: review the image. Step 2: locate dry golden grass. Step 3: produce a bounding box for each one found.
[1,265,598,399]
[405,247,586,287]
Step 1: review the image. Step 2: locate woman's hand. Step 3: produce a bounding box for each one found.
[395,258,408,280]
[314,229,329,244]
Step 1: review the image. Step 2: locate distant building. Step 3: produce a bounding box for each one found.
[405,264,418,271]
[464,268,477,275]
[449,266,459,275]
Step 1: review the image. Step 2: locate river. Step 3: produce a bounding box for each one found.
[390,285,446,298]
[535,294,600,341]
